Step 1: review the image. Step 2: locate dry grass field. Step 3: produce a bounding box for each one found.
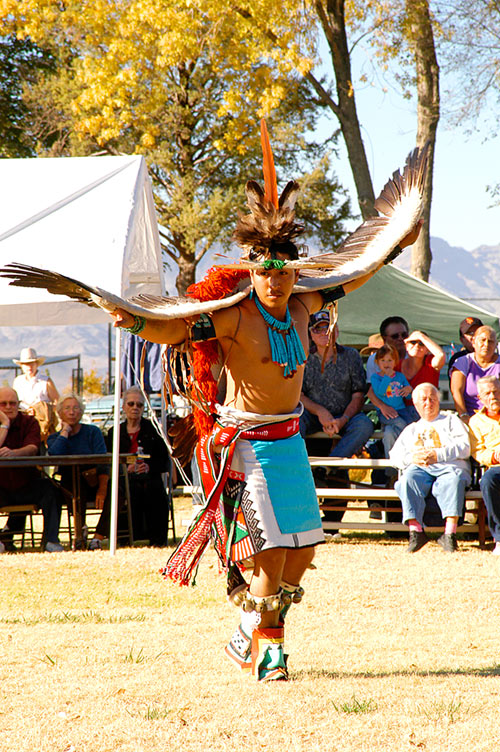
[2,500,500,752]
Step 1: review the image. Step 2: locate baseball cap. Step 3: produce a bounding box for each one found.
[459,317,483,336]
[309,311,330,328]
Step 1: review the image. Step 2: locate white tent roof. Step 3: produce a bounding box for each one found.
[0,154,164,325]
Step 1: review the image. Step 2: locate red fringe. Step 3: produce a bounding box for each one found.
[186,267,249,439]
[160,503,216,586]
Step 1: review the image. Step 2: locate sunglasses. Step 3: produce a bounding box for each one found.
[0,401,17,407]
[388,331,409,340]
[126,401,144,408]
[310,324,329,333]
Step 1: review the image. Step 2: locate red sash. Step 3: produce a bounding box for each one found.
[161,416,299,586]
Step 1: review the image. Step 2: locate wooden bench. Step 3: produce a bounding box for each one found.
[172,458,490,547]
[309,457,488,546]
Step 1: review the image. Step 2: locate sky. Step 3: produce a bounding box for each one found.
[314,44,500,253]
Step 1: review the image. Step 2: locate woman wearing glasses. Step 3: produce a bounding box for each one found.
[47,394,109,549]
[102,386,171,547]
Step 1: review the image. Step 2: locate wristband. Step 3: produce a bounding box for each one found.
[459,413,469,419]
[383,243,403,265]
[125,315,147,335]
[341,414,349,422]
[0,424,9,429]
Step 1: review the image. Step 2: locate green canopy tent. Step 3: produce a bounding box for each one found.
[338,265,500,347]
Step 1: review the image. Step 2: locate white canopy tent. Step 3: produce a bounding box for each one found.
[0,154,165,554]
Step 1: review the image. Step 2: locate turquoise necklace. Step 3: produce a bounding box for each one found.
[252,291,306,378]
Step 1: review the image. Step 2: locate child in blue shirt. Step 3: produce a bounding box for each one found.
[368,344,416,455]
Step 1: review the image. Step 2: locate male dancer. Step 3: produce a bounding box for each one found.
[110,229,420,681]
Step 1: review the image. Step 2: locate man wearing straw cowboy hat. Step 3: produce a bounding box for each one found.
[13,347,59,441]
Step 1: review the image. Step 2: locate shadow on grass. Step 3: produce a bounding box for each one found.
[294,663,500,680]
[324,531,485,549]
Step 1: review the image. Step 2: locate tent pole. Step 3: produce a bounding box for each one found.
[109,327,122,556]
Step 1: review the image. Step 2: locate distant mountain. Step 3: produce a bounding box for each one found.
[395,237,500,318]
[0,324,110,393]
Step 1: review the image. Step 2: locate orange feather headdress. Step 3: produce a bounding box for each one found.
[232,120,304,260]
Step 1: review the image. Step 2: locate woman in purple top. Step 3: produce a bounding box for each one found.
[450,325,500,422]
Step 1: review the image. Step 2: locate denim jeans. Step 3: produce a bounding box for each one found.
[479,466,500,542]
[299,409,374,457]
[395,464,469,525]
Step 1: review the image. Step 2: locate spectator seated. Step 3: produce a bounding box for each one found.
[0,387,63,553]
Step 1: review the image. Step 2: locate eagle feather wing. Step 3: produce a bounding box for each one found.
[0,263,250,319]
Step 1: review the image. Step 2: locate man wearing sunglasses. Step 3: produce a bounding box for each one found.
[365,316,410,383]
[300,313,374,519]
[0,387,63,553]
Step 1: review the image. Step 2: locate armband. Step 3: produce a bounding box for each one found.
[320,285,345,305]
[125,315,147,335]
[383,244,403,265]
[191,313,216,342]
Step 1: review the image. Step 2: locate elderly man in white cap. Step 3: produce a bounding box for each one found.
[13,347,59,441]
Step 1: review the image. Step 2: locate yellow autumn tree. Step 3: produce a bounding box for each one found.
[1,0,352,292]
[81,367,106,399]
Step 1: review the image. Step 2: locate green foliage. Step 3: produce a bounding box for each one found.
[145,705,172,720]
[332,694,378,714]
[124,646,146,664]
[417,697,481,724]
[0,34,56,156]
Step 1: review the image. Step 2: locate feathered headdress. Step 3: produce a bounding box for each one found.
[232,120,304,261]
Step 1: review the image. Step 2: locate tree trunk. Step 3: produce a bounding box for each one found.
[315,0,376,219]
[175,255,197,295]
[407,0,440,281]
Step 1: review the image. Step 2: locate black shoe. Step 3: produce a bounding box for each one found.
[0,539,17,553]
[312,467,328,488]
[368,503,383,520]
[407,531,429,553]
[437,532,457,553]
[325,470,350,488]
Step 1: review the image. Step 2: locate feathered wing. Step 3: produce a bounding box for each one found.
[291,143,430,292]
[0,262,250,320]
